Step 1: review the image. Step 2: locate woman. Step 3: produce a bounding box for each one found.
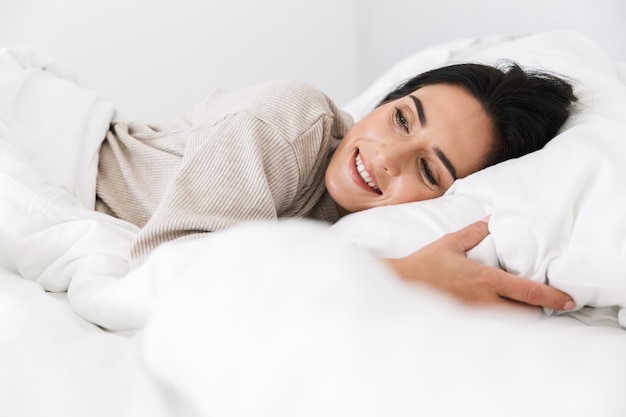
[96,62,577,310]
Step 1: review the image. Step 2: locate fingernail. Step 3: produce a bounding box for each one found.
[480,215,491,224]
[563,300,575,310]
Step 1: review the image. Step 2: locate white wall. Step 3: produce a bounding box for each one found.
[0,0,357,121]
[356,0,626,90]
[1,0,624,121]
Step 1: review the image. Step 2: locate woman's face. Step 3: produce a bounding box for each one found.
[326,83,494,215]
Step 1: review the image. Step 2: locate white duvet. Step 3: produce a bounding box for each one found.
[0,47,148,330]
[2,32,626,416]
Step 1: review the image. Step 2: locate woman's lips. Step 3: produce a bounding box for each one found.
[349,150,381,194]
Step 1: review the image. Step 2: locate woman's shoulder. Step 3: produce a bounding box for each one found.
[249,80,330,103]
[225,81,339,122]
[194,80,352,141]
[244,80,344,134]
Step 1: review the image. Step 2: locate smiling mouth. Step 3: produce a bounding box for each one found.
[355,153,381,194]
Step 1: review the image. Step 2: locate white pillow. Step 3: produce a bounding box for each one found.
[331,30,626,327]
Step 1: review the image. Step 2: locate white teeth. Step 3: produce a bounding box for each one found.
[355,154,381,193]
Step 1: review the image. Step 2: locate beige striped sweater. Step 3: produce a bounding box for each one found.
[95,81,353,266]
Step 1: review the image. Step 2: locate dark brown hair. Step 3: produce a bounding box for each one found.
[379,62,578,167]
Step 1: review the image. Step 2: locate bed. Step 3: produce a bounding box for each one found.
[2,30,626,417]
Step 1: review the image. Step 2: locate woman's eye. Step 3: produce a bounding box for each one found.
[421,159,438,186]
[394,107,409,133]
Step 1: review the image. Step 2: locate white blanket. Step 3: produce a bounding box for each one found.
[3,220,626,417]
[0,47,148,330]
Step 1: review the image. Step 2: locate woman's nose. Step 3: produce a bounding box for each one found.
[376,142,410,177]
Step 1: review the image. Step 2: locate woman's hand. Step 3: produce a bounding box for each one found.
[384,219,575,311]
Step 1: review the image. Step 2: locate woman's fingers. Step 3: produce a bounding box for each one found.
[494,272,575,311]
[443,218,576,311]
[385,217,576,312]
[444,218,491,253]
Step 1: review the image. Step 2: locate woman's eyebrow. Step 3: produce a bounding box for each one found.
[409,95,427,126]
[434,146,458,180]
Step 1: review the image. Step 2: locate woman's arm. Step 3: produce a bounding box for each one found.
[384,219,576,311]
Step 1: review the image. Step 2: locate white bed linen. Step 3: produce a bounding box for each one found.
[2,33,626,417]
[0,47,151,330]
[0,267,175,417]
[139,220,626,417]
[3,221,626,416]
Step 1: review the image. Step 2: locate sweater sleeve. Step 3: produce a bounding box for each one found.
[128,112,302,267]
